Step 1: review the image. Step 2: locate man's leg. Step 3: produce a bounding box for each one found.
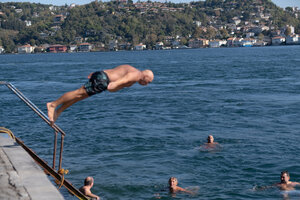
[47,86,89,124]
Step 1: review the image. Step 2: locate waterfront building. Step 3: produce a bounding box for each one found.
[109,40,118,51]
[78,43,92,52]
[263,36,272,45]
[0,46,4,54]
[188,38,209,48]
[209,40,226,48]
[134,43,146,50]
[171,40,180,49]
[118,42,131,50]
[286,34,299,45]
[233,38,243,47]
[272,36,285,45]
[226,37,236,47]
[241,38,255,47]
[17,44,34,54]
[253,40,268,46]
[48,44,67,53]
[155,42,164,50]
[69,45,77,52]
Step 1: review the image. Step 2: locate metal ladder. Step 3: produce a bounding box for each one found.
[0,81,88,200]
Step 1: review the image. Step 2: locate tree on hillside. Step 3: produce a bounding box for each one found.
[284,27,291,36]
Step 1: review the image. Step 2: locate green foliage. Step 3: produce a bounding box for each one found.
[0,0,299,51]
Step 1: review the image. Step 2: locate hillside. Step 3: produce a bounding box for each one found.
[0,0,299,52]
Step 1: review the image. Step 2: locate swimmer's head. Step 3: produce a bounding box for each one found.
[84,176,94,186]
[169,177,178,187]
[281,171,290,184]
[139,70,154,85]
[207,135,214,143]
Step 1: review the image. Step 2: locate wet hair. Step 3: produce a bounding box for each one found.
[207,135,214,143]
[281,171,290,177]
[84,177,93,186]
[168,177,177,185]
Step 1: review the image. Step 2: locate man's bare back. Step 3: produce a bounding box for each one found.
[47,64,154,124]
[104,65,149,92]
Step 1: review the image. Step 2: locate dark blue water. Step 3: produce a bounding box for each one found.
[1,46,300,200]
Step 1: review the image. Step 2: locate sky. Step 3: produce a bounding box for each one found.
[0,0,300,8]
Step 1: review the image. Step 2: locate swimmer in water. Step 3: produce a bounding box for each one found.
[79,177,100,200]
[276,171,300,191]
[255,171,300,191]
[201,135,220,149]
[47,65,154,125]
[206,135,218,145]
[168,177,194,195]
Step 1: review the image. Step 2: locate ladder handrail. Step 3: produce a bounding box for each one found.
[0,81,88,199]
[0,81,65,136]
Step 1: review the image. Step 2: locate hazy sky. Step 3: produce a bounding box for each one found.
[0,0,300,8]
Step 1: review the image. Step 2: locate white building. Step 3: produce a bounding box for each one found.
[188,39,209,48]
[0,46,4,54]
[18,44,34,54]
[194,21,201,27]
[69,45,77,52]
[284,25,295,35]
[155,42,164,50]
[241,38,256,47]
[15,9,22,13]
[233,38,243,47]
[134,43,146,50]
[109,40,118,51]
[286,34,299,45]
[246,32,255,38]
[25,20,32,27]
[209,40,226,48]
[69,3,76,8]
[78,43,92,52]
[272,36,285,45]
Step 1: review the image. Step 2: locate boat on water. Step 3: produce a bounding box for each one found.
[242,41,253,47]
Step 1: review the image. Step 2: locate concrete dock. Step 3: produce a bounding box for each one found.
[0,135,65,200]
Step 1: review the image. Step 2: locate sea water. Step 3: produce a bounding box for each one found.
[1,46,300,200]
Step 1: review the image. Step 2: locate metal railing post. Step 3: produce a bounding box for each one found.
[59,135,64,171]
[53,131,58,169]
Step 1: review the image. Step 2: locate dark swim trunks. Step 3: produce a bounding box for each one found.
[84,71,110,96]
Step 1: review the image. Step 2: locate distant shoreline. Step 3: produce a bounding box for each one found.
[2,43,300,56]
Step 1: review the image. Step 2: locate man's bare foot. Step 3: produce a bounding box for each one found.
[47,102,56,125]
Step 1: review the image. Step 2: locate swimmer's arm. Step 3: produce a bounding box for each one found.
[82,189,100,200]
[85,191,100,200]
[178,187,194,195]
[107,71,142,92]
[292,182,300,186]
[254,183,277,191]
